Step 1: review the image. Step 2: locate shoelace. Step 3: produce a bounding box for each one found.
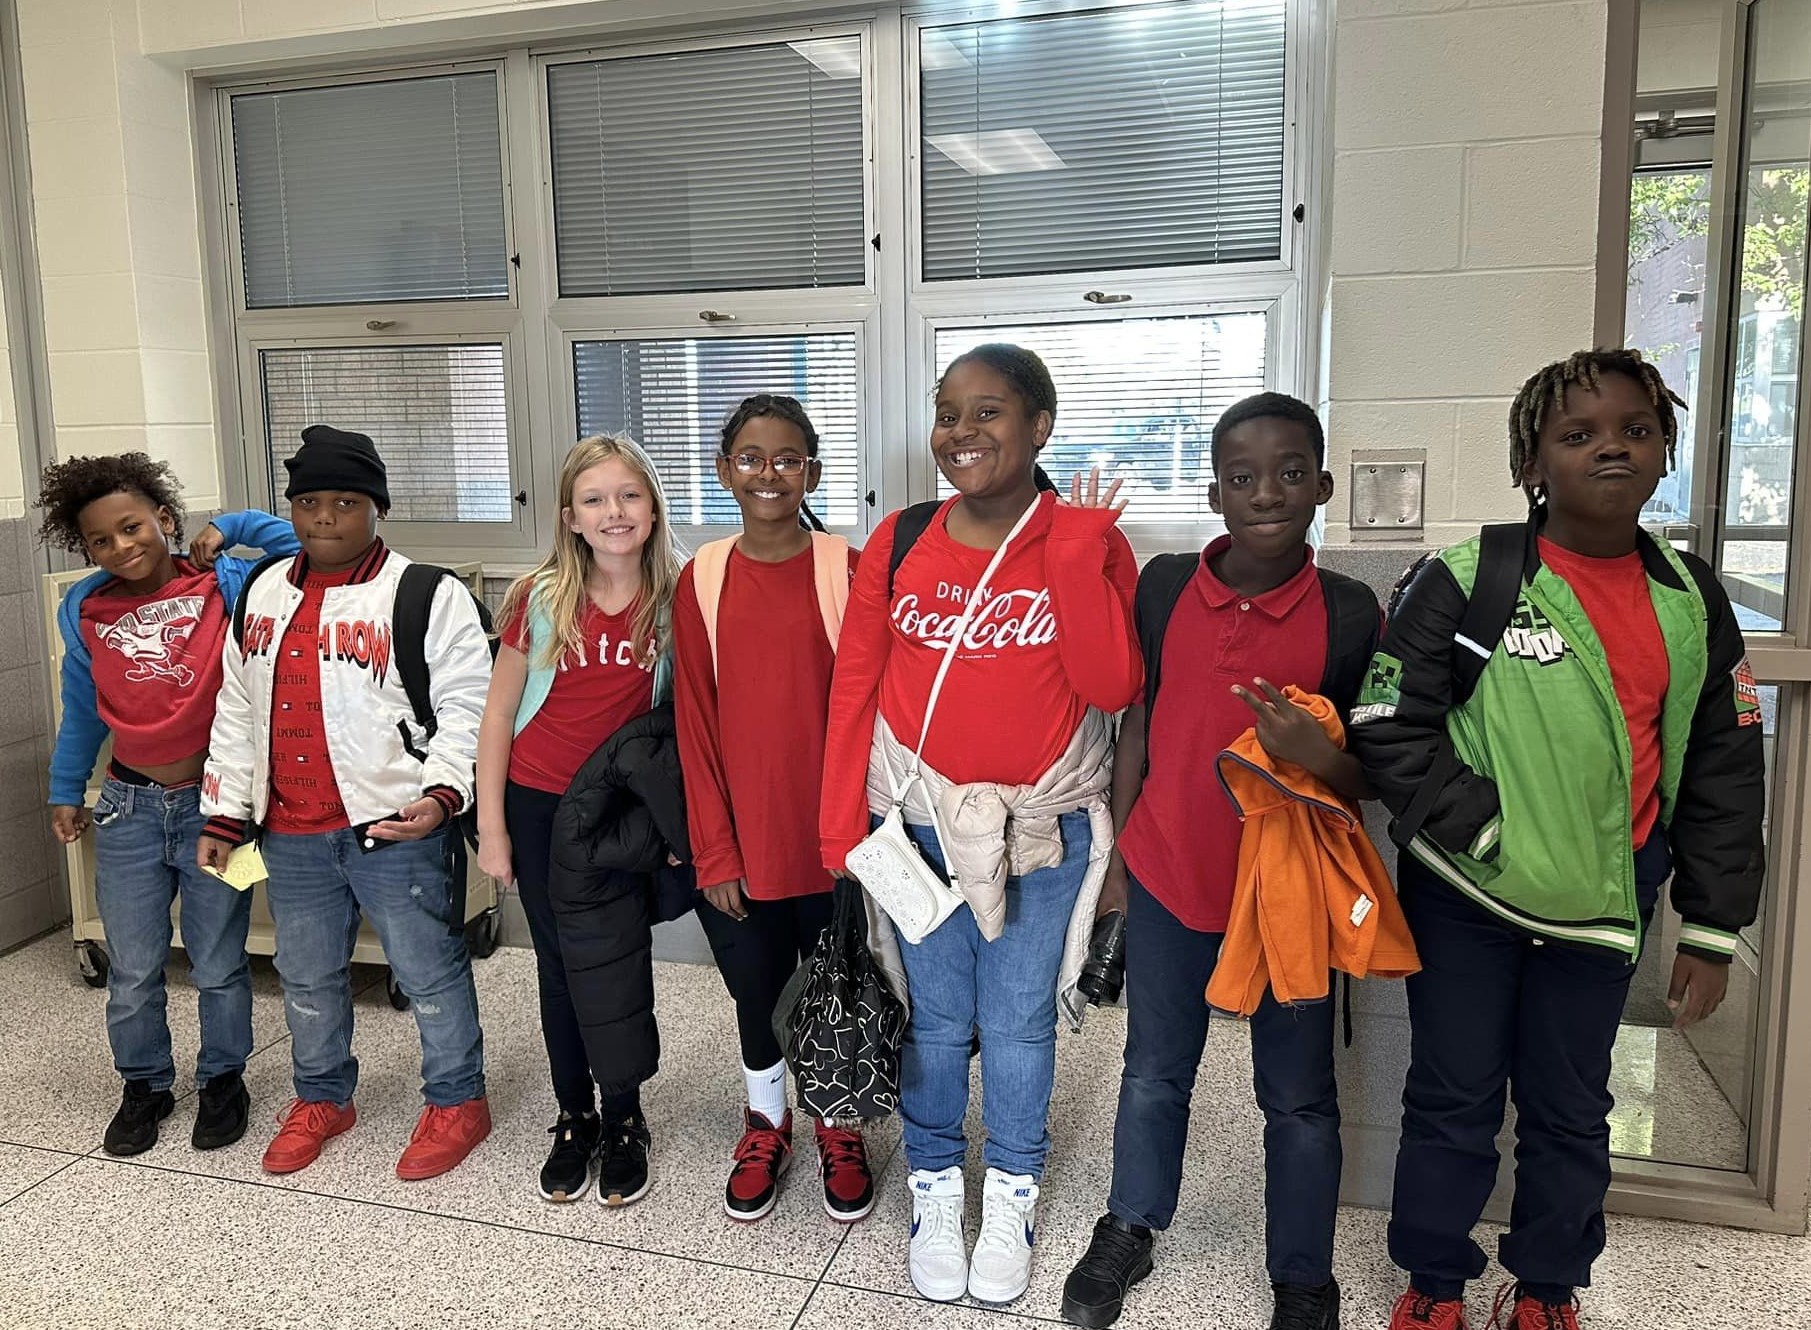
[912,1188,962,1248]
[730,1123,788,1179]
[973,1190,1033,1260]
[1270,1284,1332,1330]
[816,1127,867,1177]
[1489,1283,1579,1330]
[1079,1222,1149,1278]
[273,1098,343,1137]
[410,1104,464,1144]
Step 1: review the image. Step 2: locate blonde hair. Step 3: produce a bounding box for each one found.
[501,434,684,671]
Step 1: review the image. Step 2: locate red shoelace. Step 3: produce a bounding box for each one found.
[1490,1283,1580,1330]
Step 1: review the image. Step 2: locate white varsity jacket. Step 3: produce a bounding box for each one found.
[201,542,491,831]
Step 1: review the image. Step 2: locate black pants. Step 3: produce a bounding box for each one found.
[1388,837,1670,1302]
[506,781,639,1119]
[1107,874,1341,1286]
[695,889,835,1071]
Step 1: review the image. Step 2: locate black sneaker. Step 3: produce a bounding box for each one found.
[1271,1278,1341,1330]
[1060,1214,1154,1329]
[192,1071,250,1150]
[596,1113,652,1207]
[103,1081,175,1157]
[539,1111,600,1203]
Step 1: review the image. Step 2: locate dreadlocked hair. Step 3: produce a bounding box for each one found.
[36,452,186,558]
[1508,348,1686,505]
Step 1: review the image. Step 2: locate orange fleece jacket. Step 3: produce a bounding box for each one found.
[1206,688,1420,1017]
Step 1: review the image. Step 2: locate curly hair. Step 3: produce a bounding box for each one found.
[1509,349,1685,506]
[36,452,186,558]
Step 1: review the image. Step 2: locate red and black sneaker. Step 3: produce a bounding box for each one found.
[1489,1283,1581,1330]
[814,1118,874,1223]
[1390,1288,1469,1330]
[724,1109,793,1221]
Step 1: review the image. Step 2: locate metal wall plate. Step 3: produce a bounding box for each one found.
[1350,448,1425,540]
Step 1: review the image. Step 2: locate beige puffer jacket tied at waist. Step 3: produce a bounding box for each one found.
[857,707,1116,1032]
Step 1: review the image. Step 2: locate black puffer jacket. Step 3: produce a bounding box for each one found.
[548,703,693,1097]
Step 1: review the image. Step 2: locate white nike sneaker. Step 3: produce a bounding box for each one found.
[968,1166,1039,1305]
[907,1166,967,1302]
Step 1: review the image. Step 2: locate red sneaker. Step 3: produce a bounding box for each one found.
[725,1109,793,1221]
[262,1098,356,1175]
[1390,1288,1470,1330]
[814,1118,874,1223]
[396,1097,492,1181]
[1490,1283,1581,1330]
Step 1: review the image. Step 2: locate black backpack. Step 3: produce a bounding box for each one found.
[1382,521,1527,846]
[231,556,498,875]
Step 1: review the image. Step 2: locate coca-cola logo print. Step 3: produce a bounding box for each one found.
[892,578,1057,654]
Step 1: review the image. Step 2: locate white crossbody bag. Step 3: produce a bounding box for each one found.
[846,498,1038,944]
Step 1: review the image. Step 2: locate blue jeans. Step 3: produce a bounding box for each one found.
[895,810,1091,1180]
[1388,836,1671,1302]
[262,827,485,1108]
[1107,873,1342,1286]
[92,776,253,1089]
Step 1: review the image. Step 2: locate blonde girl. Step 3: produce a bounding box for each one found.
[477,435,682,1207]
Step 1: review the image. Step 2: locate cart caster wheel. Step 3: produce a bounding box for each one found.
[385,971,411,1011]
[77,941,110,989]
[465,908,501,960]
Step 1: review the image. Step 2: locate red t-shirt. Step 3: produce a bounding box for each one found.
[502,595,657,795]
[1118,539,1330,932]
[1539,538,1668,843]
[674,545,857,900]
[80,559,228,769]
[265,566,357,835]
[821,494,1141,869]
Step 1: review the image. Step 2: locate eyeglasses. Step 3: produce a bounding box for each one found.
[729,452,811,476]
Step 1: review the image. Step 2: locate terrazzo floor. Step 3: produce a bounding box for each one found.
[1,930,1806,1330]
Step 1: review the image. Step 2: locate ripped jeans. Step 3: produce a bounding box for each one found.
[262,827,485,1108]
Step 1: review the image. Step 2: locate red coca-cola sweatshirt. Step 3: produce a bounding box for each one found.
[820,492,1140,871]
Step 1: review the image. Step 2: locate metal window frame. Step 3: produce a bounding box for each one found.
[206,57,535,560]
[554,314,880,544]
[1600,0,1811,1234]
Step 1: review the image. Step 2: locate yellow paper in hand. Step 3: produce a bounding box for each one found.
[202,841,268,892]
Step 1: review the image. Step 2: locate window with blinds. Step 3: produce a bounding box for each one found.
[231,73,509,309]
[932,314,1267,523]
[573,333,860,527]
[547,40,866,296]
[261,344,513,522]
[920,1,1288,281]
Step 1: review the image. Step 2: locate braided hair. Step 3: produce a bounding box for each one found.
[1508,348,1685,506]
[719,393,827,532]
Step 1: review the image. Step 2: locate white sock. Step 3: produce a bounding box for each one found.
[744,1060,788,1125]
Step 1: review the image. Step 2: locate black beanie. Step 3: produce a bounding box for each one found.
[284,424,390,510]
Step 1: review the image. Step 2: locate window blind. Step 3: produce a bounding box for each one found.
[920,0,1287,281]
[933,313,1267,523]
[262,344,513,523]
[232,73,509,308]
[548,41,866,296]
[573,333,860,526]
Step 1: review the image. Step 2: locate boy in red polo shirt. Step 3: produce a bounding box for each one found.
[1061,395,1379,1330]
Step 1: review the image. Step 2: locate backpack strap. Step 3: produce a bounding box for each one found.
[887,501,943,599]
[1132,552,1199,772]
[394,563,458,757]
[811,532,852,652]
[229,553,291,649]
[1450,522,1527,708]
[1316,569,1382,716]
[1394,520,1529,846]
[690,537,738,676]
